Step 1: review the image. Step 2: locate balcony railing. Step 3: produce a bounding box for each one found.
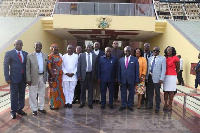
[54,2,154,17]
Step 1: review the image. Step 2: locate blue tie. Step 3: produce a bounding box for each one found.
[150,56,156,73]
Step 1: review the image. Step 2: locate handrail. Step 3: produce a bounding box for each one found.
[177,88,200,101]
[159,0,200,3]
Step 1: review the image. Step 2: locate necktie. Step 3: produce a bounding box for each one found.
[150,56,156,73]
[125,57,129,69]
[18,52,23,73]
[88,53,92,72]
[18,52,22,62]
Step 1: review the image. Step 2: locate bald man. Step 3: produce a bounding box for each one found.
[26,42,48,116]
[4,40,28,119]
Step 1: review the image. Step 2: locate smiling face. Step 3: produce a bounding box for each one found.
[34,42,42,53]
[86,44,92,53]
[76,46,82,54]
[153,47,160,56]
[53,45,59,54]
[67,45,73,55]
[167,47,172,56]
[14,40,23,51]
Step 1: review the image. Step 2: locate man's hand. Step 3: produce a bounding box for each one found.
[27,81,31,86]
[118,82,121,86]
[78,77,81,81]
[145,79,148,83]
[159,80,164,84]
[6,80,11,84]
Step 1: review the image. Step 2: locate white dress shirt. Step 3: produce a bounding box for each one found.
[36,52,44,73]
[15,49,24,62]
[62,53,78,81]
[86,52,92,72]
[180,58,183,70]
[124,55,131,66]
[94,50,99,55]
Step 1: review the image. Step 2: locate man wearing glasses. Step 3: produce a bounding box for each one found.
[146,47,166,113]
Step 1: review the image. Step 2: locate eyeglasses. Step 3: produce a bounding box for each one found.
[153,50,160,53]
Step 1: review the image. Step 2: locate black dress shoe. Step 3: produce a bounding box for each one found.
[72,100,76,104]
[79,104,85,108]
[128,107,134,112]
[109,104,114,109]
[119,107,126,111]
[101,105,105,110]
[92,100,96,104]
[38,109,46,114]
[64,104,68,108]
[18,110,27,116]
[68,104,72,108]
[11,113,16,119]
[96,100,101,104]
[32,111,37,116]
[89,105,93,109]
[155,109,159,113]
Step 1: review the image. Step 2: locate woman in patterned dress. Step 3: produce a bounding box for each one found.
[48,44,65,110]
[133,48,147,109]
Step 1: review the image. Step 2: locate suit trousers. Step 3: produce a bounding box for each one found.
[10,78,26,113]
[121,82,135,108]
[114,83,119,100]
[73,80,81,101]
[29,75,46,112]
[63,81,77,104]
[100,82,115,106]
[177,70,184,85]
[147,75,161,109]
[93,80,100,101]
[81,72,93,105]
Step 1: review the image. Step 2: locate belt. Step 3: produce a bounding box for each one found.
[38,72,44,75]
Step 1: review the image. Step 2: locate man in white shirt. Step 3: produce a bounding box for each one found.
[62,45,78,108]
[177,55,185,86]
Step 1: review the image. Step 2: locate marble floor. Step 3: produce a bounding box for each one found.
[0,97,200,133]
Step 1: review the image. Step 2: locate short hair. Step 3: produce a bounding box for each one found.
[133,48,144,57]
[164,46,177,57]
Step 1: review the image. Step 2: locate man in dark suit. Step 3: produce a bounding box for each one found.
[4,40,28,119]
[118,46,139,111]
[111,41,123,102]
[77,44,97,109]
[92,42,105,104]
[98,47,118,109]
[73,46,82,104]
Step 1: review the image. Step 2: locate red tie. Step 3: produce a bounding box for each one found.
[18,52,23,73]
[18,52,22,62]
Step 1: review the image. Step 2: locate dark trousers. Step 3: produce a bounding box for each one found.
[177,70,184,85]
[80,72,93,105]
[73,80,81,101]
[100,82,115,106]
[10,80,26,114]
[114,83,119,100]
[121,83,135,108]
[147,75,161,109]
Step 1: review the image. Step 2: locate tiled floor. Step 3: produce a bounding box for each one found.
[0,85,200,133]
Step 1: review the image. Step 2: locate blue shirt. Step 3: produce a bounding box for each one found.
[98,55,118,82]
[36,52,44,73]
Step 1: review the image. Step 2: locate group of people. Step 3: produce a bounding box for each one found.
[4,39,188,119]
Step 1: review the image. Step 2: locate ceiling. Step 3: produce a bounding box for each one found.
[47,28,161,42]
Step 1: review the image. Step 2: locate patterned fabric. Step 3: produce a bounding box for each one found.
[135,78,146,95]
[48,53,65,109]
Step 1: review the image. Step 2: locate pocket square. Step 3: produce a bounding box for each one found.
[131,62,134,63]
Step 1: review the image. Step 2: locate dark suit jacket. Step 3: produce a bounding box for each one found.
[4,49,28,83]
[118,56,139,84]
[98,55,118,82]
[77,52,97,81]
